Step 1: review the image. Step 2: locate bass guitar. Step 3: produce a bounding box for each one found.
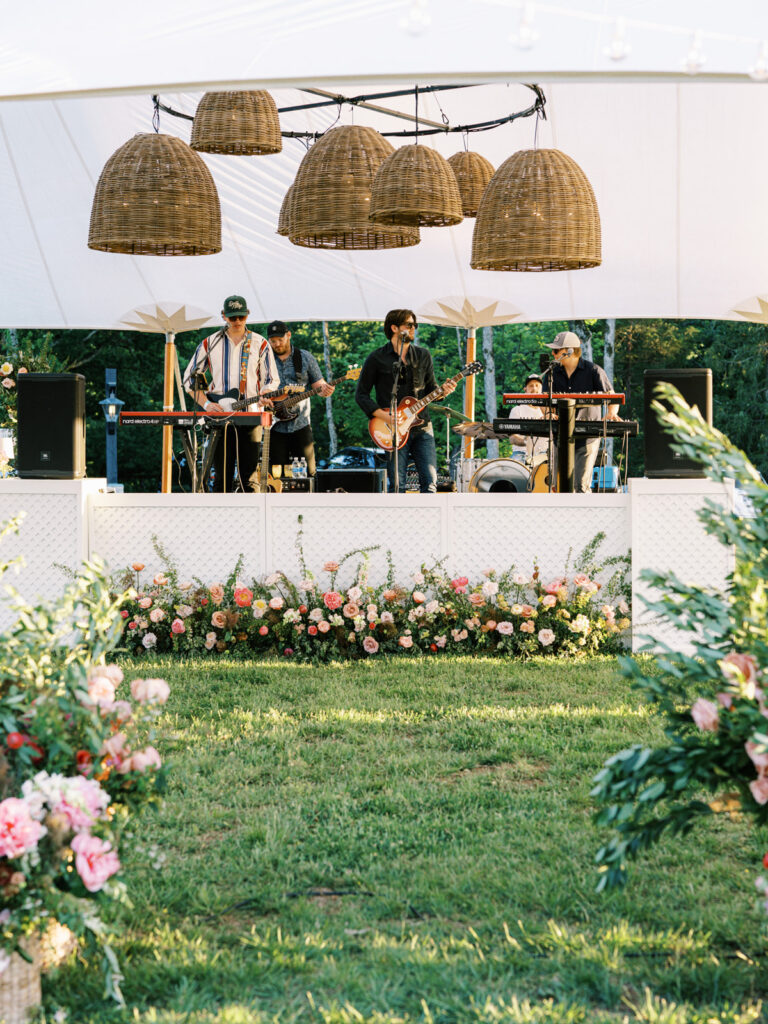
[368,361,484,451]
[203,365,361,419]
[257,411,282,494]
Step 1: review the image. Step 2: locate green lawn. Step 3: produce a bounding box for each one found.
[47,656,767,1023]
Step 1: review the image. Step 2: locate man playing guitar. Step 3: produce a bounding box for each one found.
[355,309,456,493]
[183,295,280,492]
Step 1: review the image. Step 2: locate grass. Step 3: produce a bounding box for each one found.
[45,656,768,1023]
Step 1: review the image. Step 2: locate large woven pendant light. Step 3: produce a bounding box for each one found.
[289,125,420,250]
[88,134,221,255]
[369,144,463,227]
[190,91,282,155]
[471,148,600,271]
[447,151,495,218]
[277,183,294,237]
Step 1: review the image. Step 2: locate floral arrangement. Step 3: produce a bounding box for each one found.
[116,532,630,662]
[0,518,168,1001]
[592,384,768,906]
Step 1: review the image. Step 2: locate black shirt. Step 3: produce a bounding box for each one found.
[542,357,615,447]
[355,341,438,428]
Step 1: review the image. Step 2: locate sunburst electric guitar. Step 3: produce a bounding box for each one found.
[368,361,484,451]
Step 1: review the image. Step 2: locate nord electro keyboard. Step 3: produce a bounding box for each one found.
[502,392,625,406]
[120,411,264,428]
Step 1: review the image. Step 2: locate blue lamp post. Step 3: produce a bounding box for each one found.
[99,368,124,487]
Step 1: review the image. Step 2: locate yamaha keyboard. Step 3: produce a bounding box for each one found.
[502,392,625,406]
[120,411,264,428]
[495,417,638,438]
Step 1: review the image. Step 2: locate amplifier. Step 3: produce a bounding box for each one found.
[279,477,314,493]
[315,468,387,493]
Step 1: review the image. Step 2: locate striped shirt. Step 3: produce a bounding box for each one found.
[183,329,280,404]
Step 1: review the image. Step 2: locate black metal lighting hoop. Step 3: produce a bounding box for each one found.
[151,84,546,143]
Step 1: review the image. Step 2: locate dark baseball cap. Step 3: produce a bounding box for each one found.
[222,295,249,317]
[267,320,288,337]
[524,373,542,386]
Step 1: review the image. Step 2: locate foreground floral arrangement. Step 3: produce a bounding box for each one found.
[592,384,768,909]
[0,519,168,1001]
[116,532,631,662]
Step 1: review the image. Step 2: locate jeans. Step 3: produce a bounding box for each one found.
[269,425,317,476]
[387,424,437,493]
[553,438,600,493]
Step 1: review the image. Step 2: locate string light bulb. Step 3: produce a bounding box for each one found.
[603,18,631,61]
[681,30,707,75]
[509,3,539,50]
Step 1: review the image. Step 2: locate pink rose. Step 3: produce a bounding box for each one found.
[398,635,413,648]
[211,611,227,629]
[716,692,733,710]
[71,832,121,892]
[691,697,719,732]
[323,591,343,611]
[496,621,514,635]
[269,596,284,611]
[520,604,534,618]
[538,628,556,646]
[363,636,379,654]
[204,631,217,650]
[746,741,768,773]
[100,732,130,769]
[130,678,170,704]
[573,573,590,587]
[343,602,360,618]
[138,597,153,610]
[540,594,557,609]
[0,798,45,858]
[149,607,165,623]
[485,619,497,630]
[323,561,340,572]
[750,776,768,806]
[469,593,485,607]
[259,625,269,636]
[123,746,162,773]
[317,621,330,633]
[100,665,124,685]
[722,653,760,686]
[544,578,566,595]
[234,587,253,608]
[86,673,117,708]
[153,573,168,586]
[208,583,225,606]
[171,618,185,635]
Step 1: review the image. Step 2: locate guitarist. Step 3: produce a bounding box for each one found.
[355,309,456,493]
[183,295,280,492]
[266,320,335,478]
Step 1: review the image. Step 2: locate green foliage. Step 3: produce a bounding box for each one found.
[592,385,768,892]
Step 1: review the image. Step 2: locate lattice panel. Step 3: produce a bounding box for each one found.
[449,499,630,582]
[631,482,734,653]
[268,500,444,587]
[90,502,265,583]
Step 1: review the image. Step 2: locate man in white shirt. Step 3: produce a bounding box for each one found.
[184,295,280,492]
[507,374,548,463]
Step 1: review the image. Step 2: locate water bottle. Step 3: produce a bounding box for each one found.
[298,457,308,479]
[290,457,299,479]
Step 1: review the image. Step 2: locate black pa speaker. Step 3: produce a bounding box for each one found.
[315,468,387,493]
[16,373,86,478]
[643,368,712,478]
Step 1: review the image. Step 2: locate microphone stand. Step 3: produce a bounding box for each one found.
[389,331,408,494]
[191,369,208,492]
[542,356,557,494]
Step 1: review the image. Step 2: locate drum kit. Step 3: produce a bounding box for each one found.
[449,418,555,493]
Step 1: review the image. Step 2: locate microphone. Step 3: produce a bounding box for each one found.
[565,348,574,357]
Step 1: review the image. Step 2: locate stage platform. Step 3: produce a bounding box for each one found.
[0,478,734,653]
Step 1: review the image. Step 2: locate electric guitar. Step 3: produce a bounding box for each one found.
[368,361,484,451]
[202,366,361,419]
[257,411,282,494]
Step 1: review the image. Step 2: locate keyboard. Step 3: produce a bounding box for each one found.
[496,418,639,438]
[120,411,264,428]
[502,392,625,406]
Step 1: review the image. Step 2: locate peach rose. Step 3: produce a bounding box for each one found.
[540,594,557,609]
[87,673,117,708]
[153,573,168,586]
[520,620,535,634]
[343,602,360,618]
[131,562,145,572]
[323,561,339,572]
[130,678,170,704]
[691,697,719,732]
[412,591,426,604]
[363,636,379,654]
[317,620,331,633]
[269,596,284,611]
[211,611,227,629]
[398,635,413,649]
[208,583,225,606]
[469,593,485,607]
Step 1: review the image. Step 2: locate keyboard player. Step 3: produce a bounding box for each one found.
[541,331,621,493]
[507,373,548,464]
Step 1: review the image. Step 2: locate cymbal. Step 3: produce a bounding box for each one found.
[432,404,471,422]
[452,421,505,440]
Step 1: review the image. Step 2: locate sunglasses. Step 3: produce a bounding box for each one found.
[226,315,247,321]
[401,321,417,329]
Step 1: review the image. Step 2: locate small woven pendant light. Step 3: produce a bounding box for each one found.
[277,183,294,237]
[190,90,282,155]
[369,144,463,227]
[471,148,601,271]
[88,133,221,255]
[289,125,420,250]
[447,151,495,218]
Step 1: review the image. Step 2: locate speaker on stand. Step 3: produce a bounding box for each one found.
[643,368,712,478]
[16,373,86,478]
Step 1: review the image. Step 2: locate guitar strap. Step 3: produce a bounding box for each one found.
[238,332,252,400]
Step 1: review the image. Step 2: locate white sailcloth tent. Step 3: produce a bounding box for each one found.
[2,0,768,328]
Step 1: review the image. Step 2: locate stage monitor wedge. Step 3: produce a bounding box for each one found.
[16,373,86,479]
[643,368,712,478]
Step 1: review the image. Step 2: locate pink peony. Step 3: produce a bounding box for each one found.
[746,741,768,773]
[149,607,165,623]
[269,596,284,611]
[363,636,379,654]
[750,776,768,806]
[398,635,413,648]
[130,678,170,704]
[211,611,227,629]
[691,698,719,732]
[71,832,121,892]
[53,776,110,831]
[540,594,557,609]
[721,652,760,687]
[141,632,157,649]
[343,602,360,618]
[138,597,152,610]
[0,798,45,858]
[123,746,162,773]
[171,618,185,635]
[323,561,340,572]
[208,583,225,606]
[317,620,331,633]
[538,628,556,646]
[234,587,253,608]
[86,673,117,708]
[496,621,514,635]
[323,591,343,611]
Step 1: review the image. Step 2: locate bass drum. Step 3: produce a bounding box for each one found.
[468,458,530,493]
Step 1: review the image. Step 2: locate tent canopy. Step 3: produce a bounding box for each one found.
[2,0,768,329]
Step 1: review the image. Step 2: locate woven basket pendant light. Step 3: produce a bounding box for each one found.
[88,133,221,255]
[369,144,463,227]
[277,183,294,237]
[471,148,601,271]
[191,91,282,155]
[447,151,495,218]
[289,125,420,250]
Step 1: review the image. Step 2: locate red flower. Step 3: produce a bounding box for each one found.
[430,643,438,653]
[308,625,318,636]
[76,749,93,774]
[323,591,343,611]
[22,735,45,763]
[763,852,768,869]
[120,609,129,619]
[5,732,24,750]
[299,605,308,615]
[283,648,294,656]
[369,622,376,630]
[201,597,209,606]
[128,621,137,630]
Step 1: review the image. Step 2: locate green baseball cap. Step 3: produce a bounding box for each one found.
[222,295,249,317]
